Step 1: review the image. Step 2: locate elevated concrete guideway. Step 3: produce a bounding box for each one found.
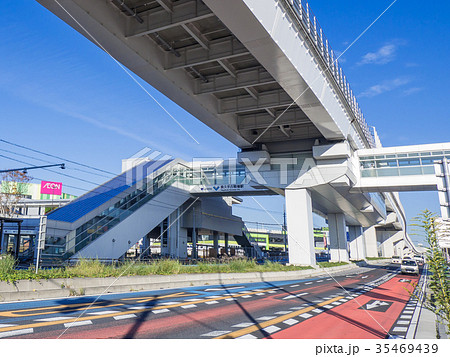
[35,0,374,151]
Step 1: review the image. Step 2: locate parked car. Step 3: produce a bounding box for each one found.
[413,254,425,265]
[391,255,402,264]
[401,259,419,275]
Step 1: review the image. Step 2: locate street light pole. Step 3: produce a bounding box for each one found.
[0,163,65,173]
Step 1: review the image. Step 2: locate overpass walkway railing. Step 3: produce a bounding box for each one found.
[283,0,375,148]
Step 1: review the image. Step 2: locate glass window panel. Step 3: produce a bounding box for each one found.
[432,151,443,155]
[376,160,397,168]
[376,168,399,177]
[361,170,377,177]
[408,153,419,157]
[374,155,385,159]
[422,166,436,175]
[421,158,435,165]
[385,154,396,158]
[420,152,431,156]
[398,158,420,166]
[362,161,376,169]
[397,154,407,158]
[399,167,422,175]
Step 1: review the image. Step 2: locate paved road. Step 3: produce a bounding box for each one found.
[0,263,423,339]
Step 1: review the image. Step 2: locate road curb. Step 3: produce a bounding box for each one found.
[0,262,368,303]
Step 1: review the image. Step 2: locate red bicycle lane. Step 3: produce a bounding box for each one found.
[268,274,419,339]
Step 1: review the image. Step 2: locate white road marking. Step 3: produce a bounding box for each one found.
[232,322,255,328]
[397,320,410,325]
[283,318,299,325]
[362,276,368,279]
[317,280,323,282]
[152,309,170,314]
[393,327,408,333]
[201,331,231,337]
[305,282,313,285]
[332,302,341,305]
[160,302,178,305]
[205,301,219,305]
[225,298,236,301]
[255,293,265,296]
[267,290,276,293]
[402,310,413,315]
[239,291,253,294]
[257,316,277,321]
[312,300,323,303]
[128,306,146,310]
[0,328,33,339]
[204,287,245,291]
[64,320,92,328]
[184,299,203,302]
[340,299,348,302]
[262,326,280,334]
[323,305,334,309]
[290,307,304,310]
[290,284,300,287]
[299,313,313,319]
[312,308,324,313]
[326,278,332,281]
[114,314,136,320]
[237,334,257,339]
[208,296,222,299]
[88,310,119,315]
[0,324,15,328]
[241,295,252,298]
[35,317,72,322]
[181,304,197,309]
[400,315,412,320]
[274,311,292,315]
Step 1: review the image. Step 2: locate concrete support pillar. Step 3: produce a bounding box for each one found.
[213,231,219,257]
[285,189,316,266]
[192,207,197,259]
[328,213,349,262]
[168,210,179,258]
[348,225,366,261]
[224,233,229,255]
[364,226,378,258]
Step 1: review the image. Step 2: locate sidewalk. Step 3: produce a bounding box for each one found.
[411,265,449,339]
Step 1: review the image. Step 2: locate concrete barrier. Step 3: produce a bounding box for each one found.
[0,262,368,303]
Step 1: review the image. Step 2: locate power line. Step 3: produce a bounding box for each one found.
[0,139,117,176]
[0,147,112,179]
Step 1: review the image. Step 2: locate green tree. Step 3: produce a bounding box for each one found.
[414,210,450,335]
[0,171,31,217]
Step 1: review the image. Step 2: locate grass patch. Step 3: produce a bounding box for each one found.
[0,257,314,283]
[317,261,349,268]
[365,257,388,261]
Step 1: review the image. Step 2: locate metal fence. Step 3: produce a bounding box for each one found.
[285,0,375,148]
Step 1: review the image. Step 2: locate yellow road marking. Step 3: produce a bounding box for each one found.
[0,287,278,334]
[215,296,344,339]
[122,291,198,303]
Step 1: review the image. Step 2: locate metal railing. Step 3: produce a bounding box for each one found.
[284,0,375,148]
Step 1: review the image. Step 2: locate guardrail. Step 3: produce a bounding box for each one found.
[284,0,375,148]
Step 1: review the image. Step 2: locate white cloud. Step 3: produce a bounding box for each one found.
[359,77,410,98]
[402,87,424,96]
[358,44,397,65]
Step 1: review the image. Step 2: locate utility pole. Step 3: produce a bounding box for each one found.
[283,205,287,253]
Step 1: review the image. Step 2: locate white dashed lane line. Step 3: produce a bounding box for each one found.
[290,284,300,288]
[241,295,252,298]
[64,320,92,328]
[152,309,170,314]
[201,331,231,337]
[181,304,197,309]
[0,324,16,328]
[88,310,119,315]
[304,282,313,285]
[114,314,136,321]
[205,301,219,305]
[35,317,72,322]
[256,316,277,321]
[0,328,34,339]
[274,311,292,315]
[232,322,255,328]
[299,313,313,319]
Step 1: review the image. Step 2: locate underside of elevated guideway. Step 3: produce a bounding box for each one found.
[35,0,373,152]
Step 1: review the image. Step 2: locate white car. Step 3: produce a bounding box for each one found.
[391,255,402,264]
[401,259,419,276]
[413,255,425,265]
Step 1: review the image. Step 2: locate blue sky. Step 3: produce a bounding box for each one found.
[0,0,448,244]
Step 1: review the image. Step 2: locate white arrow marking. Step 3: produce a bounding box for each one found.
[366,300,389,310]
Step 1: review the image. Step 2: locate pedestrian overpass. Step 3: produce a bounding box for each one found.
[34,0,448,266]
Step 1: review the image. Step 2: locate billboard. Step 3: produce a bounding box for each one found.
[40,181,62,195]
